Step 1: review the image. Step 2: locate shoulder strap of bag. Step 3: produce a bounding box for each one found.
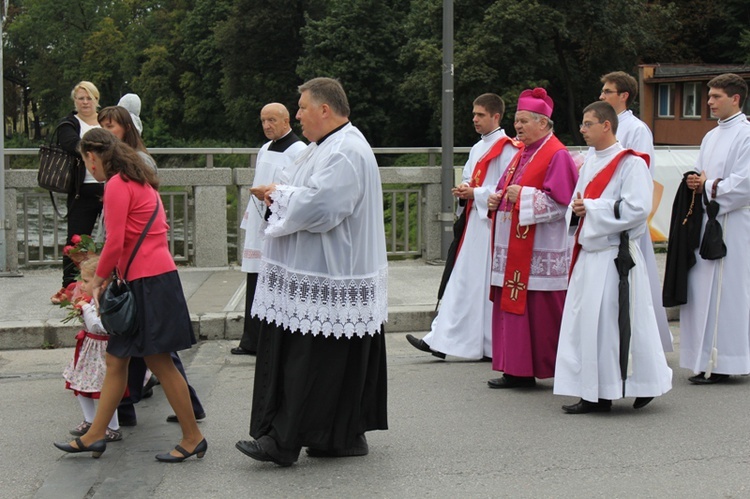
[121,190,161,282]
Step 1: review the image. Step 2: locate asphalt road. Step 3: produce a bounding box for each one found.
[2,331,750,498]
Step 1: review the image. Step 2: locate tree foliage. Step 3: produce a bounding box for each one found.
[2,0,749,146]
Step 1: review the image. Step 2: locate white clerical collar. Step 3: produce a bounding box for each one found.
[718,111,743,125]
[481,127,502,140]
[595,142,621,157]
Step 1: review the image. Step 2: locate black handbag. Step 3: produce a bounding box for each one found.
[37,125,82,194]
[99,191,161,336]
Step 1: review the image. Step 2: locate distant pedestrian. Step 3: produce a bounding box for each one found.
[231,103,305,356]
[50,81,103,305]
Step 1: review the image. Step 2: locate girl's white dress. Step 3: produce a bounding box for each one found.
[63,302,109,396]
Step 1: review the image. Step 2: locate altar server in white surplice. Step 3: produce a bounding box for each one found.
[554,102,672,414]
[680,73,750,385]
[598,71,672,352]
[406,93,520,360]
[231,103,305,356]
[235,78,388,467]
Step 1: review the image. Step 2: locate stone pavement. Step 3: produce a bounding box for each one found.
[0,259,444,350]
[2,255,750,498]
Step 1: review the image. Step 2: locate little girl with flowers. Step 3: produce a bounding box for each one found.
[61,240,123,442]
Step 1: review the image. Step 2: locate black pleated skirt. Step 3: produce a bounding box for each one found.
[107,270,196,358]
[250,320,388,458]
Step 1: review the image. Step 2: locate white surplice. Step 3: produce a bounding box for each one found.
[252,123,388,339]
[425,129,517,359]
[680,113,750,375]
[240,137,306,273]
[554,143,672,402]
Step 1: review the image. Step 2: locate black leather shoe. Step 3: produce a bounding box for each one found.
[562,398,612,414]
[231,347,256,355]
[236,440,293,467]
[166,412,206,423]
[633,397,654,409]
[155,438,207,462]
[306,434,369,458]
[142,375,159,399]
[688,373,729,385]
[119,418,137,427]
[487,374,536,389]
[405,334,446,359]
[54,437,106,458]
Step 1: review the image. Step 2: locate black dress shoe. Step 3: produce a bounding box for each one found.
[562,398,612,414]
[487,374,536,389]
[236,440,293,467]
[405,334,446,359]
[166,412,206,423]
[633,397,654,409]
[54,437,106,458]
[155,438,207,463]
[688,373,729,385]
[231,347,256,355]
[119,418,137,427]
[142,375,159,399]
[306,434,369,458]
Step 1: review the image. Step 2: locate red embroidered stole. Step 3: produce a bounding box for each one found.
[569,149,650,275]
[455,136,519,257]
[500,134,567,315]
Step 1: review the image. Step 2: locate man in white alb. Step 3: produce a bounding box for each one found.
[598,71,672,352]
[406,93,520,360]
[554,101,672,414]
[680,73,750,385]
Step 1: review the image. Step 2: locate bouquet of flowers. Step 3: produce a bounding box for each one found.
[63,234,102,267]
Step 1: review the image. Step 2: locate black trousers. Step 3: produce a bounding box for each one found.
[239,273,262,352]
[62,183,103,287]
[117,352,205,422]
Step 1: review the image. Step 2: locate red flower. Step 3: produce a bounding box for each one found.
[63,245,74,256]
[71,234,82,244]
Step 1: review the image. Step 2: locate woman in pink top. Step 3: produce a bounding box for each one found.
[54,128,206,463]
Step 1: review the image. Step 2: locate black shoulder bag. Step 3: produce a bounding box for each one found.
[37,122,83,218]
[99,191,161,336]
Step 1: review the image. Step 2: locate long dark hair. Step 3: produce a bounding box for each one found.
[79,128,159,189]
[98,106,149,153]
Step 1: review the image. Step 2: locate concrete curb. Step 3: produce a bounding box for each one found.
[0,310,436,350]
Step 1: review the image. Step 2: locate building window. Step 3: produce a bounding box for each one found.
[658,84,674,117]
[683,83,700,118]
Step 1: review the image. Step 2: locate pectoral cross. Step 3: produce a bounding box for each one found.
[504,270,526,301]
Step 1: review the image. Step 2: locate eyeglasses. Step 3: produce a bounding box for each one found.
[600,89,620,95]
[579,121,602,129]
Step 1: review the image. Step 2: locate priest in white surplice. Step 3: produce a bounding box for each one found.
[680,73,750,385]
[235,78,388,466]
[232,103,306,356]
[598,71,672,352]
[406,93,520,360]
[554,102,671,414]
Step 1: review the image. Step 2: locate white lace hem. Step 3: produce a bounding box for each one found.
[265,185,301,236]
[252,261,389,338]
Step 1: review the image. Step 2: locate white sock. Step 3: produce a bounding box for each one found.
[77,395,96,422]
[143,369,153,386]
[107,409,120,431]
